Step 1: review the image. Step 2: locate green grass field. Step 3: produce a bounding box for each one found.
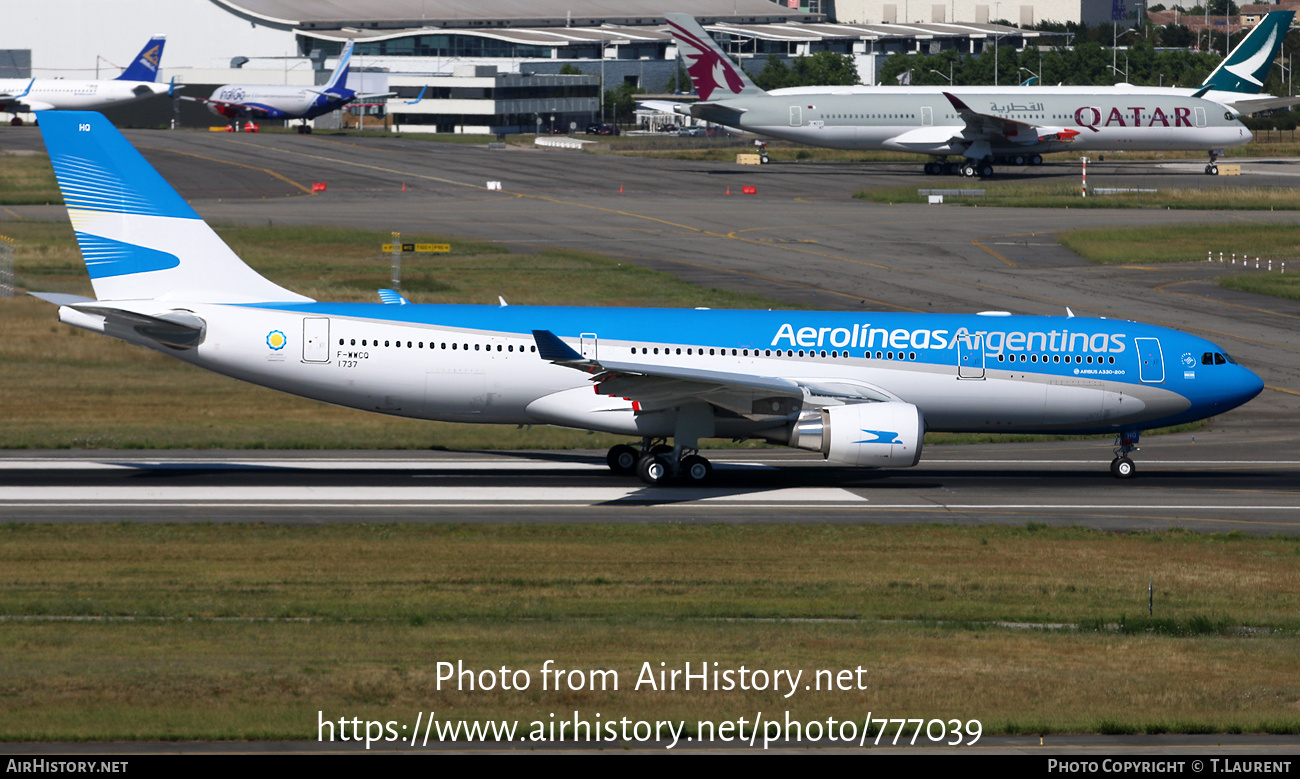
[1057,223,1300,302]
[0,523,1296,740]
[0,151,62,205]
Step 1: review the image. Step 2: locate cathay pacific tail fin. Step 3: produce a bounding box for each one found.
[1201,10,1294,94]
[37,111,312,304]
[115,36,166,82]
[664,14,765,101]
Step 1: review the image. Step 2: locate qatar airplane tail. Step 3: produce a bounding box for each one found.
[664,13,766,101]
[36,110,311,304]
[1200,10,1294,94]
[114,36,167,83]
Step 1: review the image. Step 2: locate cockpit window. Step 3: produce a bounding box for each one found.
[1214,353,1227,365]
[1222,353,1236,365]
[1202,352,1214,365]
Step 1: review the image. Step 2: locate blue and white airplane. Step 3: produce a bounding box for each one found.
[0,37,169,122]
[31,111,1263,483]
[182,40,382,133]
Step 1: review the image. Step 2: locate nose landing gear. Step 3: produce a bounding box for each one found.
[1110,431,1140,478]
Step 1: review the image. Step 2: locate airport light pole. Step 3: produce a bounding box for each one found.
[1017,66,1039,85]
[929,66,953,84]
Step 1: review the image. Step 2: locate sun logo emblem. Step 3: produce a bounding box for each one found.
[266,330,287,350]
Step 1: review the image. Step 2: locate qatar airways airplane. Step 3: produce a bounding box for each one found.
[0,37,168,122]
[657,13,1260,178]
[31,111,1262,484]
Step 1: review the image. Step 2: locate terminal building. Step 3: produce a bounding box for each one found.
[2,0,1045,132]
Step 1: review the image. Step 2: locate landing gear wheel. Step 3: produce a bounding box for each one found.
[1206,164,1219,175]
[637,454,670,486]
[681,455,713,484]
[607,444,639,475]
[923,162,935,175]
[1030,155,1043,166]
[1013,155,1026,166]
[978,162,994,178]
[1110,456,1135,479]
[961,163,976,178]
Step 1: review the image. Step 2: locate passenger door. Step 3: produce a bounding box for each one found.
[958,334,985,379]
[1135,337,1165,383]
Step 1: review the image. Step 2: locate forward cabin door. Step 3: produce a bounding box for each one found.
[789,106,803,127]
[302,317,330,363]
[1136,337,1165,383]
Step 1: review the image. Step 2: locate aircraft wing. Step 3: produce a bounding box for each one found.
[942,91,1091,143]
[1221,94,1300,115]
[637,99,690,116]
[532,329,892,418]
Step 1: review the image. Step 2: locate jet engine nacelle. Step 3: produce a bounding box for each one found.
[789,402,924,468]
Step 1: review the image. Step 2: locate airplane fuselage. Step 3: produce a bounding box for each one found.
[206,85,353,120]
[59,302,1263,442]
[0,78,167,113]
[697,89,1249,157]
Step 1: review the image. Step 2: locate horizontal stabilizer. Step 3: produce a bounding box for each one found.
[377,288,409,305]
[28,292,95,306]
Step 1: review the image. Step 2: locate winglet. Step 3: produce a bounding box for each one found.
[942,91,972,112]
[1191,84,1213,99]
[377,289,409,305]
[532,330,584,362]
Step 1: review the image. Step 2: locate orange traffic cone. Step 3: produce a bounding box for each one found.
[619,184,624,194]
[401,182,406,192]
[726,185,731,195]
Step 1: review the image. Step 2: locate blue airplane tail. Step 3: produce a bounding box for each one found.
[1200,10,1294,94]
[37,111,311,304]
[323,40,354,93]
[115,36,166,82]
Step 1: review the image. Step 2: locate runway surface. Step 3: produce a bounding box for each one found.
[5,426,1299,533]
[2,127,1298,529]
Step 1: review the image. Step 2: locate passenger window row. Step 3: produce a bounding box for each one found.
[338,337,536,353]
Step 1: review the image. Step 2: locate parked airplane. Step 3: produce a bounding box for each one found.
[771,11,1297,115]
[0,37,168,123]
[182,40,383,133]
[31,111,1263,483]
[658,13,1257,177]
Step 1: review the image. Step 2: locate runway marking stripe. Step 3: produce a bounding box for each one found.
[0,487,866,503]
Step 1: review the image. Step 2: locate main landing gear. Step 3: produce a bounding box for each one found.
[296,122,314,135]
[606,439,714,486]
[923,155,1042,178]
[1110,430,1140,479]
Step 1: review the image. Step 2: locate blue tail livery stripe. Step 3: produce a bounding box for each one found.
[39,112,199,220]
[75,232,181,279]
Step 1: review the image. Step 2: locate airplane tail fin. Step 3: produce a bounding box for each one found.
[1200,10,1293,94]
[114,36,166,82]
[323,40,354,93]
[37,111,312,304]
[664,14,765,101]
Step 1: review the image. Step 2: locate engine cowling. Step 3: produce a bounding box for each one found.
[788,402,924,468]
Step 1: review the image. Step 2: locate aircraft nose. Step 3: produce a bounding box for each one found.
[1223,365,1265,410]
